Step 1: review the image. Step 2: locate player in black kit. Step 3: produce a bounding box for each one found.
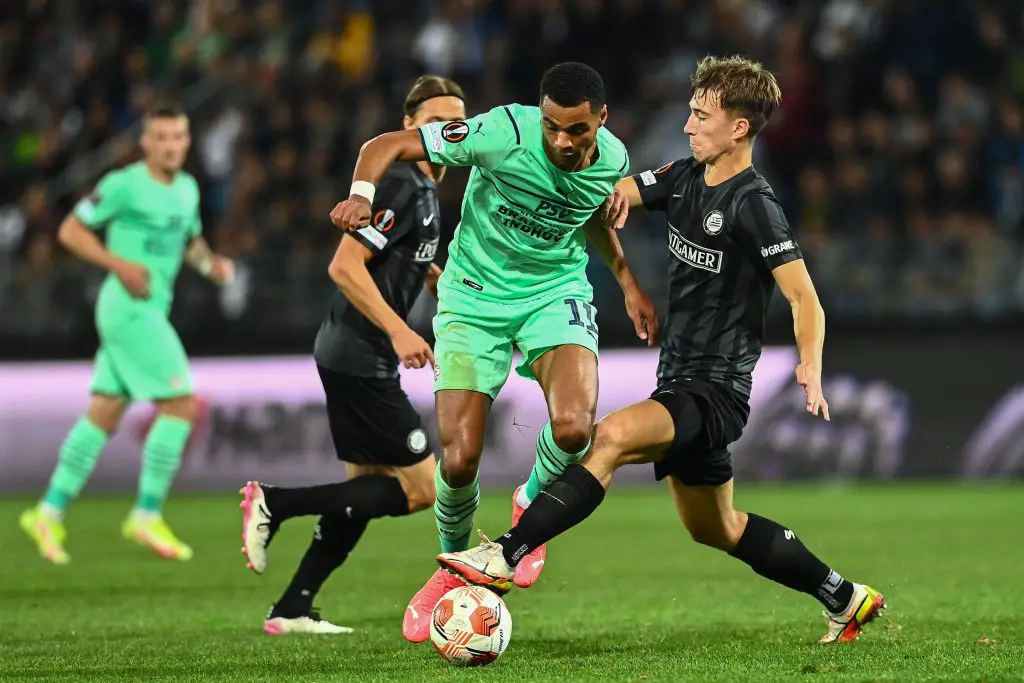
[236,76,467,635]
[438,56,886,644]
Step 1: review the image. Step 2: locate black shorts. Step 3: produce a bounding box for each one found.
[317,364,434,467]
[648,377,749,486]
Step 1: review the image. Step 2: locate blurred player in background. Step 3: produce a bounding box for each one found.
[20,102,234,564]
[439,56,886,644]
[238,76,464,635]
[330,62,657,642]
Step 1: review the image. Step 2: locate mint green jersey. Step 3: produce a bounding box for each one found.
[419,104,629,300]
[74,162,202,317]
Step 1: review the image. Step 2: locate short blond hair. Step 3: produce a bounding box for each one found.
[691,55,781,138]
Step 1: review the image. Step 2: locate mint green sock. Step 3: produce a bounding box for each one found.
[433,463,480,553]
[523,421,591,504]
[136,415,192,513]
[41,418,109,511]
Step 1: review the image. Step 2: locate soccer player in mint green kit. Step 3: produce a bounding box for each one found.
[19,102,234,565]
[330,62,659,642]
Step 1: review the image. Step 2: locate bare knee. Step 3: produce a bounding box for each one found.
[436,391,489,488]
[588,419,634,467]
[86,394,128,434]
[439,442,481,488]
[156,395,197,422]
[436,411,483,485]
[684,510,746,551]
[403,460,436,513]
[550,409,594,455]
[579,419,631,487]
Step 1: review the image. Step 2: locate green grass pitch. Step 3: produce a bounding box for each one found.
[2,484,1021,682]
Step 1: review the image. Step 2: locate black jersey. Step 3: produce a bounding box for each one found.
[314,163,441,378]
[632,157,803,399]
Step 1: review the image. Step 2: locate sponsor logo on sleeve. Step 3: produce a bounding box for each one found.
[760,240,796,258]
[356,226,388,250]
[424,122,445,152]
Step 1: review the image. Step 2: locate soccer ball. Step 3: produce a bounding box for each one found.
[430,585,512,666]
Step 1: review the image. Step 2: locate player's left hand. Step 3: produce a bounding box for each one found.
[600,187,630,230]
[624,285,659,347]
[795,363,830,421]
[207,257,235,285]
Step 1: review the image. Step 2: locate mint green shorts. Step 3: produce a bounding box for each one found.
[432,277,599,398]
[91,307,194,401]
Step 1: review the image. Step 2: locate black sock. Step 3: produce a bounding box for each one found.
[729,513,855,613]
[264,475,409,522]
[496,463,606,567]
[273,513,369,617]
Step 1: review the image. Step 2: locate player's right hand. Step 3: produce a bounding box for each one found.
[390,327,435,370]
[795,363,830,422]
[329,195,372,232]
[600,187,630,229]
[115,261,150,299]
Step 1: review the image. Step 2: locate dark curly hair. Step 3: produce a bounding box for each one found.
[540,62,606,112]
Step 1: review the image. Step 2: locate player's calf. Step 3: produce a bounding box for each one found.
[728,513,853,607]
[681,509,746,551]
[132,396,194,544]
[399,466,435,514]
[434,463,481,554]
[32,396,124,529]
[271,512,368,619]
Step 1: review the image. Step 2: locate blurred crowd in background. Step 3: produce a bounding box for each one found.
[2,0,1024,357]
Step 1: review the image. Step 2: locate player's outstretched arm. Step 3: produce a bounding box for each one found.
[583,214,659,345]
[185,236,234,284]
[600,177,645,230]
[328,236,434,370]
[330,130,428,233]
[773,260,829,421]
[57,214,150,298]
[333,107,513,233]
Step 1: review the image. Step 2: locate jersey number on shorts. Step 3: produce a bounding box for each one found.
[563,299,598,339]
